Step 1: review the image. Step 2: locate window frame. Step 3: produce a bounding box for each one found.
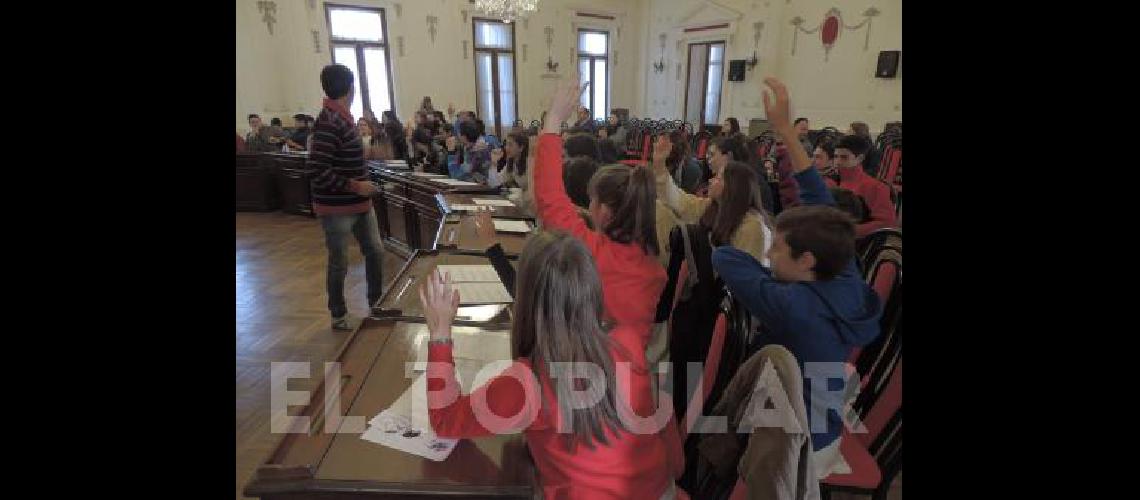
[471,17,519,138]
[324,3,397,117]
[683,40,726,128]
[576,28,610,121]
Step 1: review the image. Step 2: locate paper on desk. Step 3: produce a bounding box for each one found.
[492,219,532,233]
[454,281,513,304]
[448,204,494,212]
[438,179,479,186]
[412,327,513,367]
[472,198,516,207]
[411,172,445,178]
[436,264,501,282]
[361,410,458,462]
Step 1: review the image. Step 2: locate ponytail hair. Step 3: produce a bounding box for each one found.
[588,165,660,256]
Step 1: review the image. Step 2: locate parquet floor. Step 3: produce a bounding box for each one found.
[234,211,900,500]
[235,211,405,499]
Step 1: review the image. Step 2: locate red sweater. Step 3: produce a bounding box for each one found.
[533,133,667,349]
[427,323,683,499]
[825,166,897,238]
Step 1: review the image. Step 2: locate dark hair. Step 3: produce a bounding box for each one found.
[665,130,690,171]
[598,140,619,164]
[505,132,529,176]
[814,141,835,159]
[849,122,871,139]
[724,117,741,136]
[700,161,766,247]
[293,113,307,121]
[320,64,354,99]
[247,114,260,121]
[458,120,481,143]
[580,106,591,117]
[565,133,601,161]
[836,134,871,159]
[270,117,282,126]
[382,112,408,160]
[830,188,868,223]
[511,231,627,449]
[775,205,856,281]
[563,157,599,209]
[412,127,434,145]
[794,117,809,126]
[711,135,751,164]
[588,165,660,256]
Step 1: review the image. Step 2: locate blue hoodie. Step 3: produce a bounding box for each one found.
[711,166,882,451]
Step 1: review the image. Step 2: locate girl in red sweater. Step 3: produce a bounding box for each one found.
[421,231,683,499]
[533,78,666,353]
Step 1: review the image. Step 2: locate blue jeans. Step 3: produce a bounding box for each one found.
[320,209,385,318]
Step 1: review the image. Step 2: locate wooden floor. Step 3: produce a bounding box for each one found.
[236,211,406,499]
[234,211,901,499]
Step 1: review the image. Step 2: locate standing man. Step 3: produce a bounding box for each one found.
[309,64,385,331]
[572,106,596,134]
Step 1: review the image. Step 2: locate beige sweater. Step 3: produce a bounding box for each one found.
[655,171,772,266]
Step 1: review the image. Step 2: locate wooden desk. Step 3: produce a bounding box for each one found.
[236,152,281,211]
[437,216,530,259]
[372,250,514,328]
[243,318,535,499]
[372,168,499,258]
[245,241,532,499]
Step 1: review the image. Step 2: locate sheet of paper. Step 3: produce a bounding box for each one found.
[410,172,445,178]
[448,204,494,212]
[492,219,532,233]
[438,179,479,186]
[360,410,458,462]
[412,327,513,367]
[454,281,513,304]
[436,264,501,283]
[472,198,516,207]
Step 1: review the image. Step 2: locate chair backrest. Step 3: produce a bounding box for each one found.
[694,132,711,160]
[856,228,902,274]
[681,310,728,440]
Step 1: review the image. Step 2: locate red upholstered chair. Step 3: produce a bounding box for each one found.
[821,362,902,500]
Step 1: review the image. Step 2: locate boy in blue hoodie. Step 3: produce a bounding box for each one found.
[711,77,882,457]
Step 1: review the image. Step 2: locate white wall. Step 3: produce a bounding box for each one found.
[640,0,901,132]
[236,0,647,132]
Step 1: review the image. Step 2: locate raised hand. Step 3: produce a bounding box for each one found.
[473,208,497,247]
[761,77,793,132]
[491,147,504,165]
[418,268,459,340]
[543,76,588,134]
[650,134,671,173]
[445,135,457,152]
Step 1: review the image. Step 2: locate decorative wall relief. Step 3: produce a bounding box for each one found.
[462,40,468,59]
[676,63,682,80]
[308,0,316,10]
[461,10,469,24]
[397,36,405,57]
[312,30,321,53]
[394,3,402,18]
[427,16,439,43]
[753,21,764,47]
[545,26,553,50]
[257,1,277,35]
[522,44,528,62]
[789,7,880,60]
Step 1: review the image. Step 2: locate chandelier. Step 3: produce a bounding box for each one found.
[475,0,539,24]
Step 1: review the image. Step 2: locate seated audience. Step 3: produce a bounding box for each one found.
[445,120,492,183]
[490,131,529,190]
[711,77,881,469]
[830,187,869,224]
[286,113,311,150]
[564,133,602,161]
[720,117,742,139]
[825,135,897,237]
[411,127,446,175]
[653,135,773,265]
[794,117,812,156]
[357,118,389,160]
[267,117,288,147]
[653,131,702,194]
[245,114,272,152]
[572,106,597,134]
[598,112,628,150]
[382,111,409,161]
[849,121,881,177]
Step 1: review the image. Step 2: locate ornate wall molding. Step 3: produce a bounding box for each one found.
[790,7,880,60]
[257,1,277,35]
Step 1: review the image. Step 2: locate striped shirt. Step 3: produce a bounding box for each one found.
[309,102,371,216]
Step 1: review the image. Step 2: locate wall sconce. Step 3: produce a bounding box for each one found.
[653,58,665,73]
[546,56,559,73]
[746,51,759,71]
